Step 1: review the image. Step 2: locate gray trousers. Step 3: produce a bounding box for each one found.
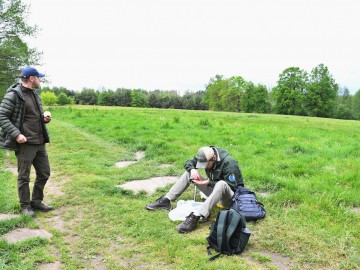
[15,144,50,209]
[165,171,234,218]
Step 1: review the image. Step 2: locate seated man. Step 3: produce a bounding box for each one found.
[146,146,244,233]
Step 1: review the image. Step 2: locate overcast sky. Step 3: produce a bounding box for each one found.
[23,0,360,94]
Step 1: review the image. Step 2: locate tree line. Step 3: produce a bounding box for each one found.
[1,0,359,120]
[38,68,360,120]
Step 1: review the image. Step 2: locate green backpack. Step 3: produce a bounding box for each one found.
[206,209,251,261]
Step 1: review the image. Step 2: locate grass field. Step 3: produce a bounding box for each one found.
[1,105,359,270]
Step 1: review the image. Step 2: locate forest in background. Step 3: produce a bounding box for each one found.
[38,71,360,121]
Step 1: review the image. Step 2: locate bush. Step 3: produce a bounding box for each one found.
[57,92,71,105]
[40,92,58,106]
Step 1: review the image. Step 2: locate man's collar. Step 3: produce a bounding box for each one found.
[213,147,220,162]
[21,84,33,91]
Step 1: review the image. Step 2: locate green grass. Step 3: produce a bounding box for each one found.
[1,105,359,269]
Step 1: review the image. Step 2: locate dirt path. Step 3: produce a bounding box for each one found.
[2,150,177,269]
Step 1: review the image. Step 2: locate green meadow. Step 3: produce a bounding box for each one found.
[1,105,359,270]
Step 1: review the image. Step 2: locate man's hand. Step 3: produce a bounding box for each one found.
[190,169,201,180]
[16,134,27,144]
[44,115,52,123]
[191,179,209,186]
[190,169,209,185]
[43,111,52,123]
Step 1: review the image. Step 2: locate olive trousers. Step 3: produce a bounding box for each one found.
[15,144,50,209]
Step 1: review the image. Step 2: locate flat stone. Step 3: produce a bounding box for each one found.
[38,261,61,270]
[115,151,145,168]
[116,176,178,194]
[115,161,137,168]
[3,228,53,244]
[135,151,145,160]
[4,167,17,175]
[0,213,20,221]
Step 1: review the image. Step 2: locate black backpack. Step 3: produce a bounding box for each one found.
[231,186,266,221]
[206,209,251,261]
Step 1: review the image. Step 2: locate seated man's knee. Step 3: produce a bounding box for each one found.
[213,180,228,190]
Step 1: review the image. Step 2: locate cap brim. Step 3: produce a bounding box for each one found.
[38,73,45,77]
[196,161,208,169]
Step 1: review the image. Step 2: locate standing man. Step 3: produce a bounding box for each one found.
[146,146,244,233]
[0,67,53,217]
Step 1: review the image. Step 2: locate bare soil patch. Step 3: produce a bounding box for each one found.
[259,250,292,270]
[117,176,178,194]
[352,207,360,214]
[90,254,106,270]
[4,159,22,176]
[45,179,66,197]
[0,213,19,221]
[38,261,61,270]
[43,208,67,232]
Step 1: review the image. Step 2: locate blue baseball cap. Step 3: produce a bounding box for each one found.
[19,67,45,78]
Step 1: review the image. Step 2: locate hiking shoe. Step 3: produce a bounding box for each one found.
[176,212,200,233]
[145,196,171,211]
[199,215,208,223]
[31,202,54,212]
[21,207,36,217]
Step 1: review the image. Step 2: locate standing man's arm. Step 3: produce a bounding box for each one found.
[0,92,22,141]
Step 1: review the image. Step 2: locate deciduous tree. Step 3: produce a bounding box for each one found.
[306,64,338,117]
[0,0,40,97]
[204,75,226,111]
[221,76,246,112]
[242,83,271,113]
[273,67,308,115]
[352,90,360,120]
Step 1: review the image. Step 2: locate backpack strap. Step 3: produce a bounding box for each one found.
[207,246,221,261]
[224,209,244,253]
[216,210,229,253]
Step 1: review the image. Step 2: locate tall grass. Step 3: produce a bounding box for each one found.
[1,105,359,269]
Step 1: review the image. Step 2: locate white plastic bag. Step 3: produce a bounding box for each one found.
[168,200,204,221]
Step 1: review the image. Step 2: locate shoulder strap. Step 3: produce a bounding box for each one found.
[229,209,245,228]
[224,209,244,253]
[216,210,229,253]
